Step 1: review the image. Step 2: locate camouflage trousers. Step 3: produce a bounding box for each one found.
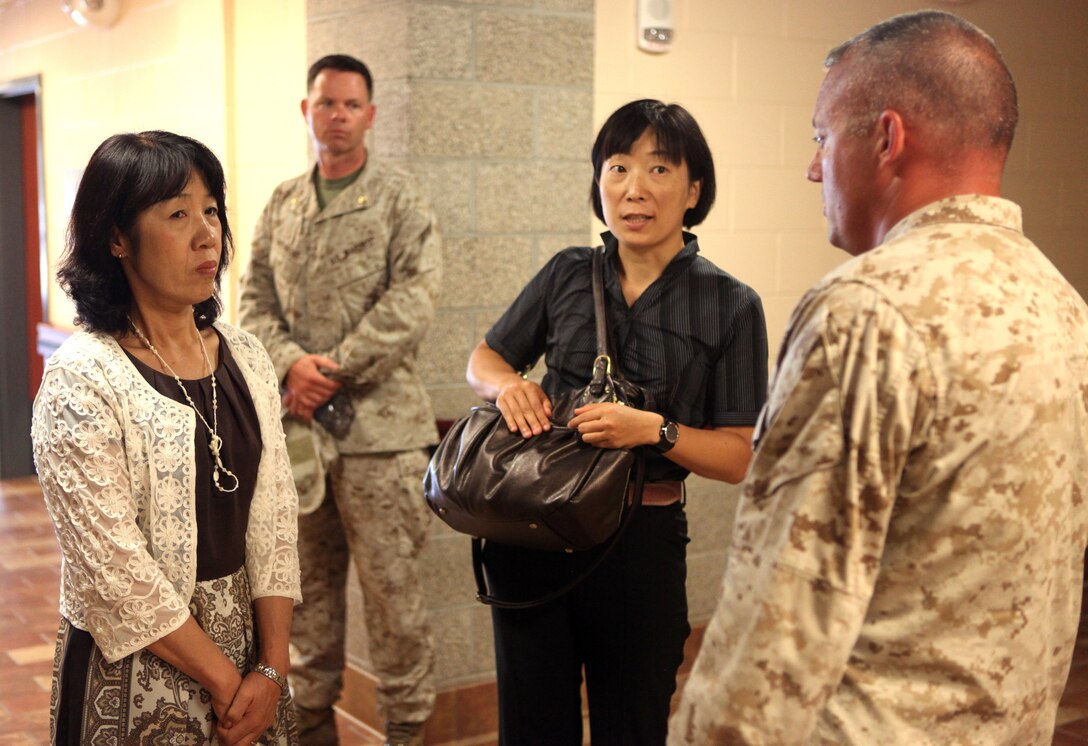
[290,449,436,725]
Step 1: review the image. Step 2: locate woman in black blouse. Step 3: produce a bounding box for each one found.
[467,100,769,745]
[34,131,300,745]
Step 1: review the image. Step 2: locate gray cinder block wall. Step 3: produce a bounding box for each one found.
[307,0,740,692]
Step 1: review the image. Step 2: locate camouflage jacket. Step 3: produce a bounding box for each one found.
[670,196,1088,745]
[239,160,441,454]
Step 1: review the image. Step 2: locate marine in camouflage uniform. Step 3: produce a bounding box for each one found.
[670,12,1088,746]
[239,54,439,746]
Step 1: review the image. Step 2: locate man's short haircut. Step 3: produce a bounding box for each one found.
[590,99,716,228]
[307,54,374,99]
[57,131,233,334]
[825,10,1018,154]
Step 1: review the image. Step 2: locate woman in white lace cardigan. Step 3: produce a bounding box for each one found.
[31,131,301,745]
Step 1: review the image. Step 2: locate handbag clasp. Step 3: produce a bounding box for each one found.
[590,354,620,402]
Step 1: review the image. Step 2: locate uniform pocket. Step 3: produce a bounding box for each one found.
[334,244,387,328]
[392,448,432,551]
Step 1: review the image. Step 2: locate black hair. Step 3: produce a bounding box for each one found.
[307,54,374,99]
[825,10,1018,152]
[56,130,233,334]
[590,99,716,228]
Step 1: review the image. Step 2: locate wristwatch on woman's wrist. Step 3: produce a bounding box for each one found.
[654,418,679,452]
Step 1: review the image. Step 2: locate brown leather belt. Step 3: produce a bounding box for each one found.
[630,480,684,507]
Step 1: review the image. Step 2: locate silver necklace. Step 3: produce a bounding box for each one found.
[129,318,240,493]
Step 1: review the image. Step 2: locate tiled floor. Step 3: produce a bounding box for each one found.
[3,473,1088,744]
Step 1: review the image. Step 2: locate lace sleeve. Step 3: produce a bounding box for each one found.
[32,365,191,663]
[231,330,302,603]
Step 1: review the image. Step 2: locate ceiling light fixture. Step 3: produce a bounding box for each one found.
[62,0,122,28]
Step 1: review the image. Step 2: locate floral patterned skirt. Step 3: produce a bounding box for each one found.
[49,566,298,745]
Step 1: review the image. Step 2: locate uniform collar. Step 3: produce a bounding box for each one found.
[308,160,375,220]
[883,194,1023,246]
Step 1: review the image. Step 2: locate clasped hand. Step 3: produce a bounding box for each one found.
[213,671,282,746]
[496,379,659,448]
[282,354,342,421]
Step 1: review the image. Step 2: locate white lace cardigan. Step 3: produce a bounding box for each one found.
[31,322,301,663]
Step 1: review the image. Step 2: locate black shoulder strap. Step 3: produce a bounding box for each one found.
[592,246,608,359]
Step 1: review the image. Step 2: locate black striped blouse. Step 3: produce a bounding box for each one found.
[486,232,768,483]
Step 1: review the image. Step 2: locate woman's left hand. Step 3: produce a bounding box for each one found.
[215,672,282,746]
[569,403,661,449]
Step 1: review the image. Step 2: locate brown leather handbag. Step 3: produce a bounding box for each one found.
[424,248,650,607]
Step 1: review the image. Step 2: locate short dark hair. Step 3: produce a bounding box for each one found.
[825,10,1018,153]
[590,99,716,228]
[307,54,373,99]
[57,131,233,334]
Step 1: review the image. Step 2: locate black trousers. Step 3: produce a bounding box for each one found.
[482,503,691,746]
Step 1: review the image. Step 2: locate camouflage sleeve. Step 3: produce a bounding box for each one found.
[326,179,442,385]
[238,189,310,383]
[669,284,934,745]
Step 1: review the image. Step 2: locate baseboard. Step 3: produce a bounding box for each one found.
[339,665,499,745]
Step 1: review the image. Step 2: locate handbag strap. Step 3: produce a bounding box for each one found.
[589,247,611,396]
[471,457,645,610]
[592,246,608,358]
[471,246,647,610]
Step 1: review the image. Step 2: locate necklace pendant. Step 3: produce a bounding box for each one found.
[129,316,241,495]
[216,469,240,493]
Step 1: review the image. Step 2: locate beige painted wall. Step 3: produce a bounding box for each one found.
[0,0,307,326]
[594,0,1088,353]
[224,0,310,316]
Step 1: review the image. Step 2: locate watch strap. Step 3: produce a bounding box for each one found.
[655,418,678,452]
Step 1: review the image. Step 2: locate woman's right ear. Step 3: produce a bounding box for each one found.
[110,230,128,259]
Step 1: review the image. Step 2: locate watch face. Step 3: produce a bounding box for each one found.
[664,421,679,444]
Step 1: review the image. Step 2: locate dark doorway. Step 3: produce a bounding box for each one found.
[0,77,44,479]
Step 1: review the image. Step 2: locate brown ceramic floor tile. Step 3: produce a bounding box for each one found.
[0,554,60,572]
[1061,687,1088,712]
[1067,665,1088,695]
[5,644,54,667]
[450,681,499,738]
[0,632,52,653]
[0,479,75,743]
[0,677,51,700]
[0,733,49,745]
[1053,730,1088,745]
[1057,713,1088,737]
[337,708,384,744]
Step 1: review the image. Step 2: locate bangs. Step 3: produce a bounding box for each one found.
[121,134,225,226]
[593,108,685,167]
[130,139,196,205]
